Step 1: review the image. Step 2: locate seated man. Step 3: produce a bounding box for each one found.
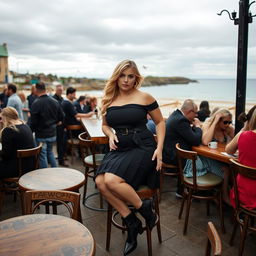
[162,99,202,197]
[73,95,88,114]
[62,87,94,126]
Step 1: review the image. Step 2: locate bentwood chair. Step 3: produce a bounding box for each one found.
[176,143,225,235]
[205,222,222,256]
[106,186,162,256]
[66,124,83,164]
[159,161,179,201]
[154,135,179,201]
[0,144,42,214]
[229,159,256,256]
[78,132,105,208]
[24,190,81,222]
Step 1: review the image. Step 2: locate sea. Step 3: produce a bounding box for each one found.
[82,79,256,104]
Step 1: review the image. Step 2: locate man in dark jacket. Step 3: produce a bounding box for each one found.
[30,82,64,168]
[162,99,202,196]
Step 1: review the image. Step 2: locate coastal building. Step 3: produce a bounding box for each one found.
[0,43,9,83]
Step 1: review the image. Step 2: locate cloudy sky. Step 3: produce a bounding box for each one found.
[1,0,256,79]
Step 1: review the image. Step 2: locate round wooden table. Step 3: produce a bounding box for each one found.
[0,214,95,256]
[19,168,85,191]
[18,168,85,218]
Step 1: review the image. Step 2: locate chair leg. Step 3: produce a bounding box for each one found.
[0,190,5,214]
[70,145,74,164]
[206,200,210,216]
[205,239,211,256]
[183,189,192,235]
[230,221,238,246]
[178,191,186,219]
[239,215,249,256]
[106,203,112,250]
[82,167,89,205]
[20,190,25,214]
[52,202,57,214]
[146,227,153,256]
[218,190,225,233]
[99,193,103,209]
[154,195,162,243]
[159,170,163,202]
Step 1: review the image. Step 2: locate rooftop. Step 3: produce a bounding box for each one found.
[0,43,8,57]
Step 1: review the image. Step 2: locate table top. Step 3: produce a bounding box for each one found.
[19,168,85,191]
[0,214,95,256]
[81,117,108,144]
[192,143,236,164]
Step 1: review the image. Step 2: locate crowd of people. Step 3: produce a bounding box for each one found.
[0,60,255,256]
[0,82,99,175]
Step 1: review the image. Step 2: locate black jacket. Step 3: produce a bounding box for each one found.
[162,109,202,164]
[30,94,64,138]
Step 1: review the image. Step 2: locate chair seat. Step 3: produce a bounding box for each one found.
[84,154,105,166]
[184,173,222,187]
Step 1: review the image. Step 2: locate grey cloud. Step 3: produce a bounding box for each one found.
[1,0,255,78]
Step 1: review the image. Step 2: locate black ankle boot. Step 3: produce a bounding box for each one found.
[138,199,157,230]
[122,211,143,256]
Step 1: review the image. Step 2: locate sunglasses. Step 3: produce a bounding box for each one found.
[223,120,232,125]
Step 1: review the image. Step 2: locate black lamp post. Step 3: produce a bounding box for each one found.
[218,0,256,134]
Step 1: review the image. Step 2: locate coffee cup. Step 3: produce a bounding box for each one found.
[208,141,218,149]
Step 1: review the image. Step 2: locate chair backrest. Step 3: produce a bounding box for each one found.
[24,190,81,221]
[175,143,198,190]
[229,158,256,214]
[16,144,42,178]
[205,222,222,256]
[78,132,97,165]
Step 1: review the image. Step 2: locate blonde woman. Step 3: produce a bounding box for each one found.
[202,108,234,204]
[0,107,35,179]
[18,91,30,122]
[95,60,165,255]
[202,108,234,145]
[183,108,234,204]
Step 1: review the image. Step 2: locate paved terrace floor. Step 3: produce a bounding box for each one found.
[1,154,255,256]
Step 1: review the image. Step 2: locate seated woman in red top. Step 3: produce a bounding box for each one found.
[226,106,256,209]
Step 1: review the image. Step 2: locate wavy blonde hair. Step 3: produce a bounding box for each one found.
[101,60,144,115]
[203,108,232,128]
[0,107,24,137]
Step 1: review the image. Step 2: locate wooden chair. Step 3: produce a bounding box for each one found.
[229,159,256,256]
[66,124,83,164]
[106,186,162,256]
[176,143,225,235]
[159,161,179,201]
[24,190,81,222]
[154,134,179,201]
[205,222,222,256]
[78,132,105,208]
[0,144,42,213]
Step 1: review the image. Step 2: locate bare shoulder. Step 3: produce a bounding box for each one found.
[137,90,155,105]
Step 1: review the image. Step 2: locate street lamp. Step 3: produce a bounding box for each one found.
[218,0,256,133]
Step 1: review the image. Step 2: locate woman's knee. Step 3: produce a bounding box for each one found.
[95,175,107,192]
[104,174,122,191]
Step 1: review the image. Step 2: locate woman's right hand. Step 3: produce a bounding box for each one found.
[213,113,223,124]
[109,134,119,151]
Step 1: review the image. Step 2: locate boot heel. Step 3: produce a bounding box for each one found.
[138,223,143,234]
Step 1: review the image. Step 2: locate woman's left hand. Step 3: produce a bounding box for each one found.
[152,148,162,171]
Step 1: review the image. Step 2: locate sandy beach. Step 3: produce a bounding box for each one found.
[157,98,254,118]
